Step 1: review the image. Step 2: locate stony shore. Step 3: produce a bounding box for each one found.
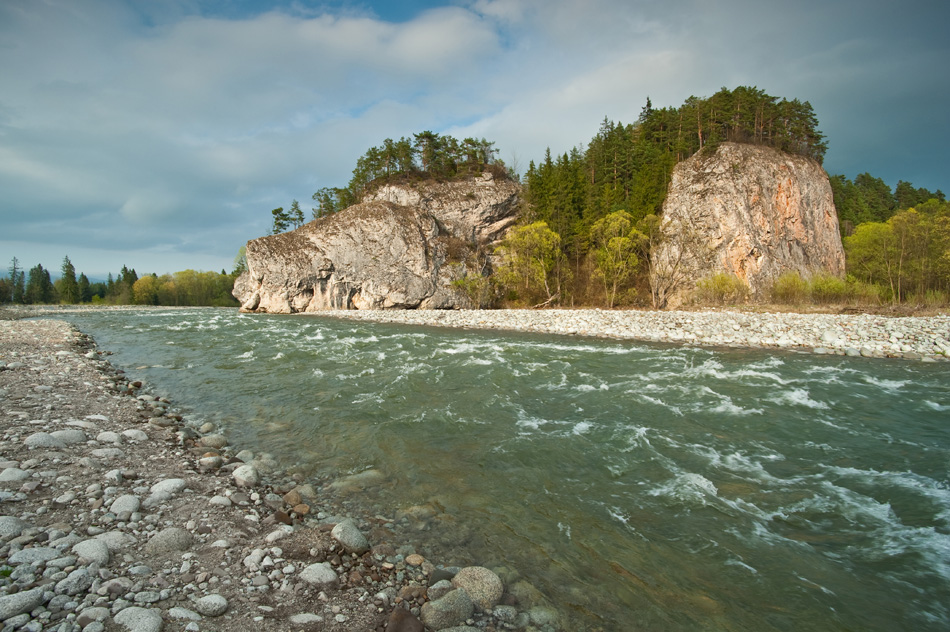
[0,316,556,632]
[319,308,950,361]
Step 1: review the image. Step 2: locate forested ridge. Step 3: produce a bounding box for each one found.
[4,86,947,309]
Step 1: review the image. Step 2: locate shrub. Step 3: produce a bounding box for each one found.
[808,273,849,304]
[693,273,750,305]
[771,271,810,304]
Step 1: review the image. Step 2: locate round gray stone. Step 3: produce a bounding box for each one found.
[72,539,111,565]
[0,515,28,538]
[232,464,260,487]
[144,527,193,554]
[149,478,187,495]
[451,566,503,611]
[299,562,338,587]
[194,594,228,617]
[168,607,201,621]
[50,429,87,444]
[114,606,163,632]
[24,432,66,449]
[330,518,370,555]
[420,589,474,630]
[0,587,47,621]
[110,494,141,515]
[9,546,59,564]
[55,567,94,596]
[0,468,31,483]
[200,434,228,449]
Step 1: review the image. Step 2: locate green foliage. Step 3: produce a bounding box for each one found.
[494,221,567,306]
[808,272,849,304]
[771,271,810,304]
[57,256,79,304]
[830,173,945,236]
[271,207,290,234]
[25,264,55,304]
[589,210,644,307]
[693,273,750,305]
[289,200,305,229]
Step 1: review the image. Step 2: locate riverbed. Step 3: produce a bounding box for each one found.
[61,307,950,631]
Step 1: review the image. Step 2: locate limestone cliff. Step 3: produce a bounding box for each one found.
[233,172,520,312]
[652,143,845,307]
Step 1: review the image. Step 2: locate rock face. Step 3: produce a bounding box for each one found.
[234,172,520,312]
[653,142,845,306]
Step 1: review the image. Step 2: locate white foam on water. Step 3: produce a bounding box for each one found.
[558,522,572,539]
[769,387,829,410]
[634,393,685,416]
[724,558,758,574]
[861,375,909,391]
[607,506,630,525]
[337,368,376,380]
[649,472,719,506]
[572,421,592,435]
[353,392,384,405]
[924,401,950,411]
[748,356,785,370]
[273,352,284,360]
[312,368,324,378]
[709,397,764,416]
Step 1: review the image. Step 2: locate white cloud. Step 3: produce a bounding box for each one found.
[0,0,948,278]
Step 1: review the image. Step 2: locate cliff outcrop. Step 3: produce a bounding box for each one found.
[233,172,520,312]
[652,142,845,307]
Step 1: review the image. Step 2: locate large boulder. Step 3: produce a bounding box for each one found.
[651,142,845,307]
[234,173,520,313]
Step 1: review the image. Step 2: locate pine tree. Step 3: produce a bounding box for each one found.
[271,207,290,234]
[59,256,79,304]
[290,200,305,228]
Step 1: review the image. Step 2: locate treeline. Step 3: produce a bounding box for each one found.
[843,198,950,303]
[1,256,240,307]
[830,173,945,235]
[512,86,827,305]
[270,132,506,233]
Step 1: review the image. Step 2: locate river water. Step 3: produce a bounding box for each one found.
[65,308,950,631]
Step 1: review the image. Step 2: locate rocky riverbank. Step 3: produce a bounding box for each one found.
[0,317,559,632]
[319,308,950,361]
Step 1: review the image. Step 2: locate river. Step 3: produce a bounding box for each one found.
[64,307,950,631]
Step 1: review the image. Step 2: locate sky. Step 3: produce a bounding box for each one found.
[1,0,948,279]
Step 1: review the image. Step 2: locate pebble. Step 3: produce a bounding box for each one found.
[144,527,193,554]
[72,538,111,565]
[232,464,260,487]
[421,589,475,630]
[299,562,338,587]
[331,518,370,555]
[195,594,229,616]
[113,606,163,632]
[0,587,47,621]
[24,432,66,449]
[452,567,504,610]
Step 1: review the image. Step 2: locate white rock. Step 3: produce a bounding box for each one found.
[232,464,260,487]
[72,539,111,565]
[194,594,228,617]
[96,431,123,444]
[110,494,141,515]
[24,432,66,449]
[299,562,338,587]
[114,606,164,632]
[122,429,149,441]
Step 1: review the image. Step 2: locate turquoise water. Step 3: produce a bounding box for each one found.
[65,308,950,631]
